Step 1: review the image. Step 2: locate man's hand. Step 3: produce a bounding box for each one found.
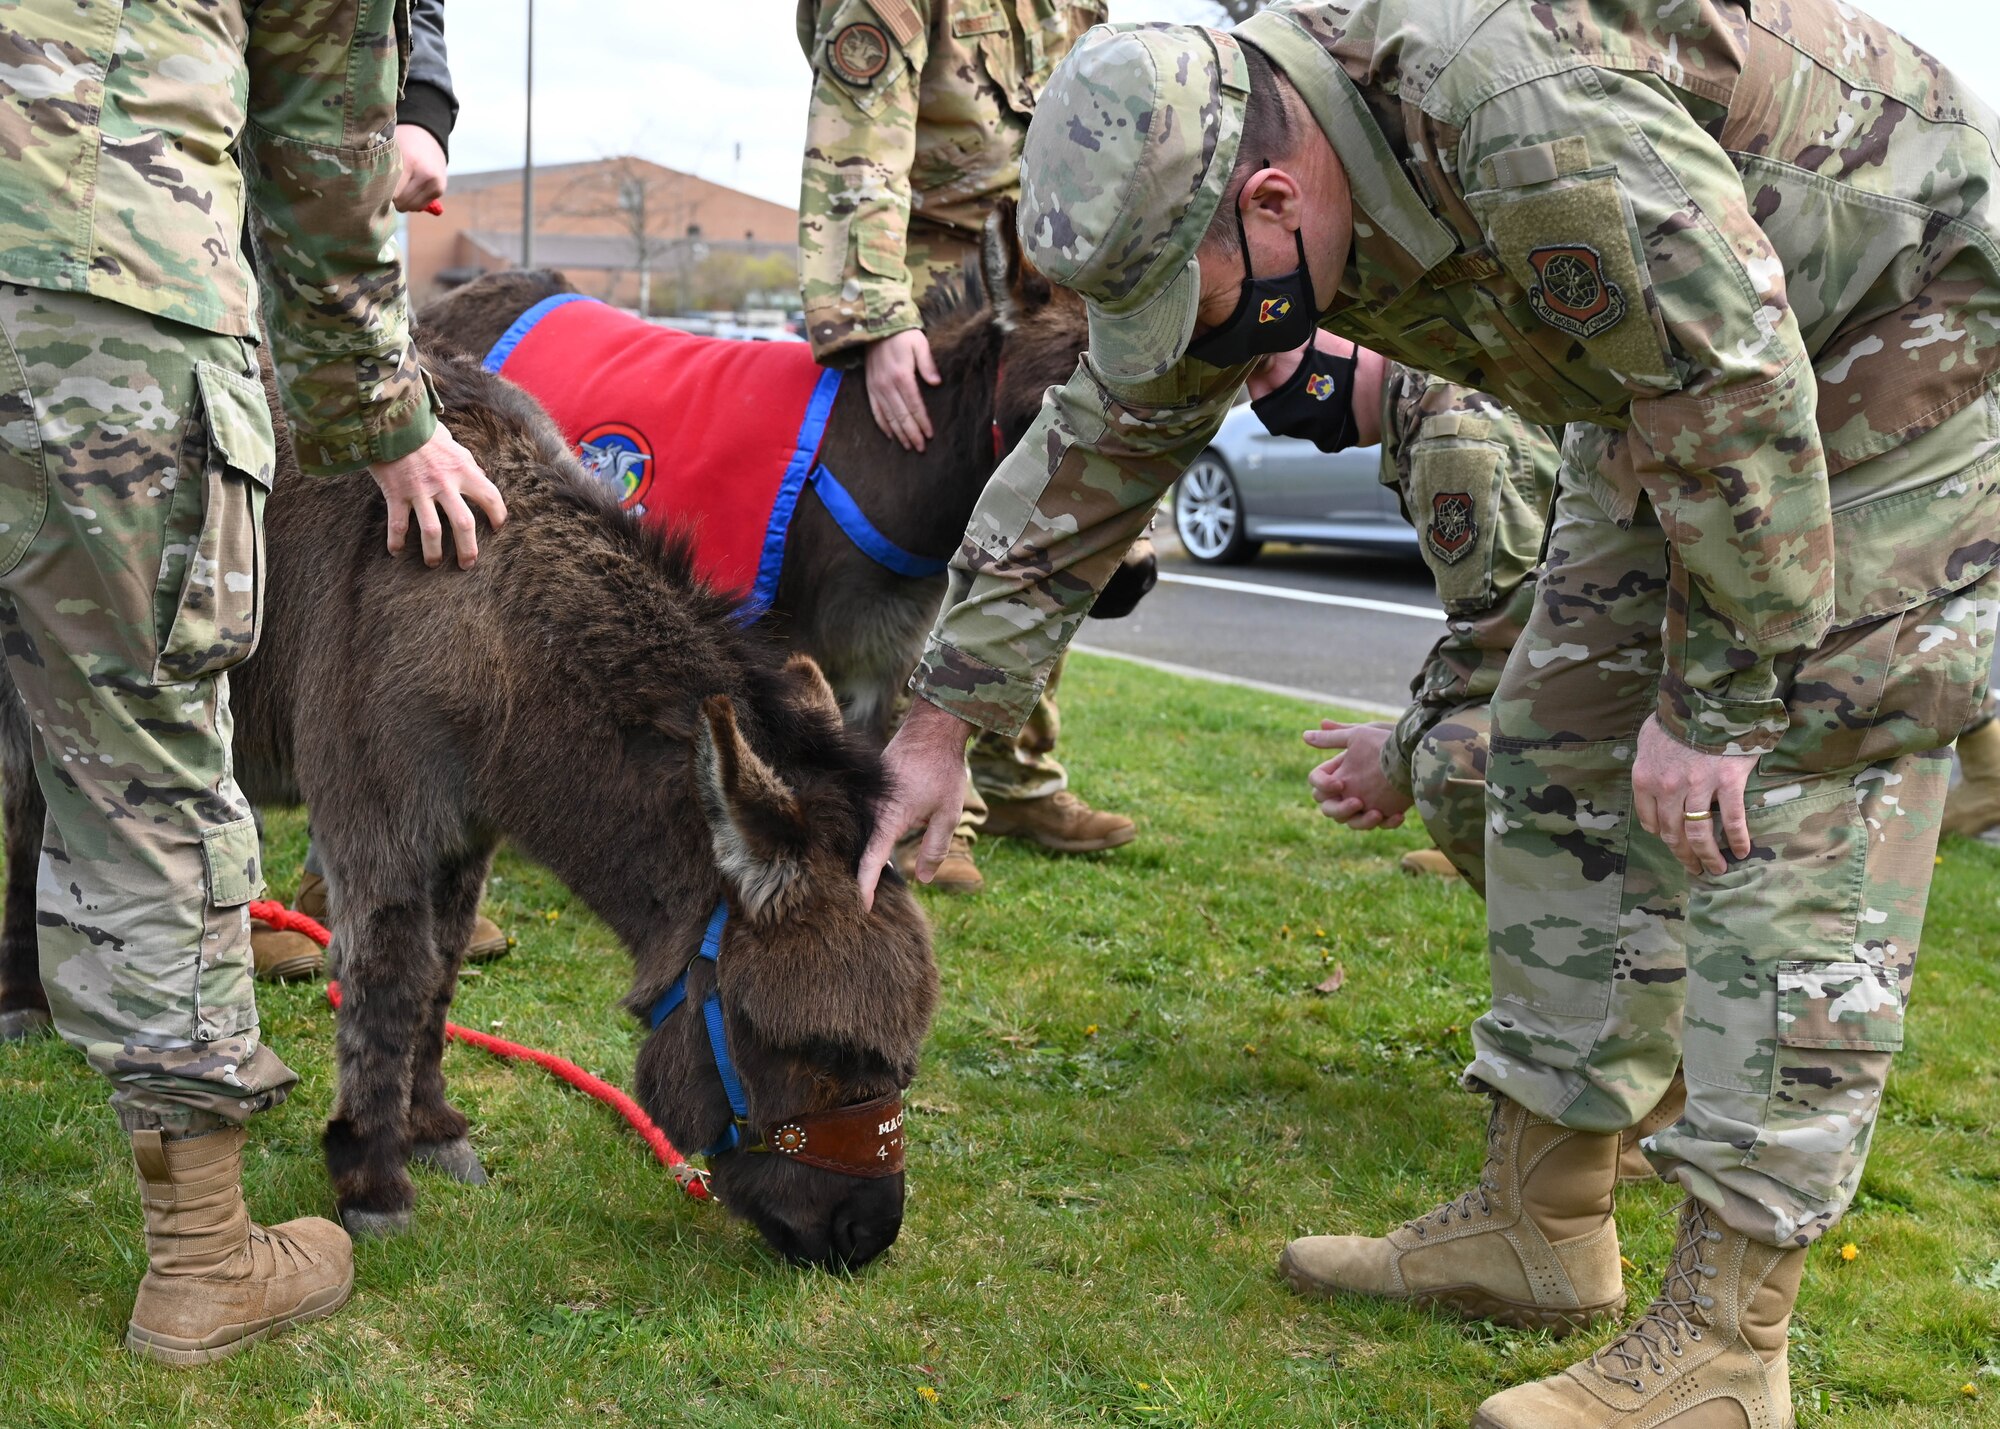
[1303,720,1414,829]
[368,423,508,569]
[1631,714,1758,876]
[859,695,974,909]
[864,329,942,452]
[393,124,448,213]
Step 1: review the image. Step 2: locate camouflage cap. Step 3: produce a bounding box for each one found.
[1018,23,1250,384]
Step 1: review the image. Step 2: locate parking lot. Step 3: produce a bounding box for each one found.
[1080,532,1445,716]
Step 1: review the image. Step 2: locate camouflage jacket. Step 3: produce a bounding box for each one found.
[1376,365,1557,794]
[797,0,1104,361]
[0,0,435,475]
[914,0,2000,751]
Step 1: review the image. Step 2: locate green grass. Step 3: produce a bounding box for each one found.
[3,652,1997,1426]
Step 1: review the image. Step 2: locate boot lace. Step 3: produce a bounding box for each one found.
[1404,1099,1506,1236]
[1591,1201,1723,1390]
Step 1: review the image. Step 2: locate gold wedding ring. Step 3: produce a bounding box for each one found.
[1681,809,1715,822]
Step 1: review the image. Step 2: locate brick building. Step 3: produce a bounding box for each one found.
[408,156,799,313]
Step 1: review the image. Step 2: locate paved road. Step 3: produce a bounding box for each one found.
[1079,535,1444,715]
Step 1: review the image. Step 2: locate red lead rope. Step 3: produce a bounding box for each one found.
[248,900,711,1201]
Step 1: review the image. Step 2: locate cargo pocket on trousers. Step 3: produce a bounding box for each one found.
[194,815,263,1044]
[1749,958,1903,1202]
[154,362,275,686]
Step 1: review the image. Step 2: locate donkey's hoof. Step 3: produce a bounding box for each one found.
[340,1206,413,1240]
[0,1007,51,1042]
[411,1136,489,1186]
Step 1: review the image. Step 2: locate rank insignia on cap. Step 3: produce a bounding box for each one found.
[830,22,891,85]
[1427,491,1476,564]
[1526,244,1626,339]
[1258,296,1293,324]
[1305,372,1337,401]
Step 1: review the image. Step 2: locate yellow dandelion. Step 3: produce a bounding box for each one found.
[1084,1024,1099,1037]
[1243,1043,1259,1055]
[545,908,560,922]
[917,1386,939,1403]
[1314,927,1327,938]
[1839,1242,1859,1262]
[1962,1383,1978,1398]
[1136,1381,1151,1391]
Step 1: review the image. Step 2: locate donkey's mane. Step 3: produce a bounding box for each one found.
[420,346,890,856]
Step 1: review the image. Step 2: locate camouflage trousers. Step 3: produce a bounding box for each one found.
[1409,701,1491,892]
[907,229,1071,823]
[0,286,291,1134]
[1469,470,1999,1248]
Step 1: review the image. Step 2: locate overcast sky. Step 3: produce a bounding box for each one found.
[446,1,2000,211]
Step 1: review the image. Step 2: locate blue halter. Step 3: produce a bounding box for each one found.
[646,900,756,1157]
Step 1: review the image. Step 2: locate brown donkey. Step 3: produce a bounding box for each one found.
[0,349,939,1269]
[419,201,1146,743]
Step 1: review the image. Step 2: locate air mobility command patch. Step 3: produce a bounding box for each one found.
[830,22,891,85]
[1427,490,1477,564]
[1527,244,1626,339]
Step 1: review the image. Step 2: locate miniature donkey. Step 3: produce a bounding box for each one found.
[0,348,939,1270]
[420,200,1145,743]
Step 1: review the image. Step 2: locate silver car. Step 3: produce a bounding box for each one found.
[1172,401,1414,564]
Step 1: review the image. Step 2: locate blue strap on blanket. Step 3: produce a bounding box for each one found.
[807,464,951,579]
[747,366,845,614]
[481,292,597,373]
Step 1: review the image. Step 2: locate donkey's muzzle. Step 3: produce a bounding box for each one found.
[1089,542,1158,620]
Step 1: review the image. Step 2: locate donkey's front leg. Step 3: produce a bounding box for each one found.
[407,854,491,1186]
[324,894,442,1237]
[0,730,51,1041]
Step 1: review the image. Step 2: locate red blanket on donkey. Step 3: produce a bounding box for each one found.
[484,294,841,607]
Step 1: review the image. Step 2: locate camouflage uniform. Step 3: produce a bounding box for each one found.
[798,0,1105,821]
[1377,365,1558,889]
[911,0,2000,1247]
[797,0,1106,361]
[0,0,432,1132]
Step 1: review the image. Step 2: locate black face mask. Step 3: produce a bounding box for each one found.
[1184,187,1320,369]
[1250,342,1361,453]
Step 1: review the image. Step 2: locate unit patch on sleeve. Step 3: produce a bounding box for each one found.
[830,22,892,85]
[1526,244,1626,340]
[1427,490,1477,564]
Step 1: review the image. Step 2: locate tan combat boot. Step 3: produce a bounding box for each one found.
[1473,1198,1805,1429]
[464,913,511,962]
[1617,1071,1688,1186]
[294,869,330,922]
[252,917,323,982]
[1281,1093,1624,1336]
[896,831,984,894]
[1944,716,2000,839]
[1400,848,1462,880]
[980,789,1136,853]
[295,870,510,962]
[126,1127,354,1365]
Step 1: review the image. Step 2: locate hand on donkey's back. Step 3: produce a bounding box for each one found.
[368,421,508,569]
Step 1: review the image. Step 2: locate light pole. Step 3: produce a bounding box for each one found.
[521,0,535,267]
[620,177,649,315]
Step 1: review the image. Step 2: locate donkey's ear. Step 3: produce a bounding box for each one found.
[781,653,843,726]
[983,197,1051,331]
[695,695,808,921]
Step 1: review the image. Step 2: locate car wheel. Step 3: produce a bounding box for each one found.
[1175,453,1261,564]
